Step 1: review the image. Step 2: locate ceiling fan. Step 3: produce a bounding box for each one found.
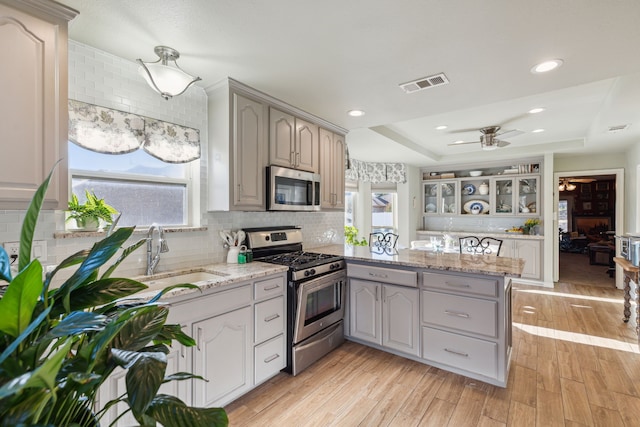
[558,177,596,191]
[448,126,524,151]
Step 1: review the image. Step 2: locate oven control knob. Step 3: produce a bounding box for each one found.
[304,269,316,277]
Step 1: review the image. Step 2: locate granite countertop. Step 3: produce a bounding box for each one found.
[416,230,544,240]
[313,244,524,277]
[130,262,289,301]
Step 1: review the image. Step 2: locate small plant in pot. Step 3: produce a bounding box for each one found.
[67,189,119,231]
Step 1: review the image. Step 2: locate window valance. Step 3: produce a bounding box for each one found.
[68,100,200,163]
[345,159,406,184]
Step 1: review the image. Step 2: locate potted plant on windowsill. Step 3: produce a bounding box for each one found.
[67,189,119,231]
[0,169,227,426]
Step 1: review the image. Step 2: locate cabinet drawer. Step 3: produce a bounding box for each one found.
[254,276,285,300]
[348,264,417,287]
[422,327,497,378]
[255,296,285,344]
[423,272,497,297]
[254,334,285,385]
[422,291,497,337]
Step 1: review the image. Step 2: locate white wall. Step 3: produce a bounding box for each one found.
[624,143,640,233]
[0,41,343,284]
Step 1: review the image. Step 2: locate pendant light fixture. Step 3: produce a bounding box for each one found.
[137,46,201,100]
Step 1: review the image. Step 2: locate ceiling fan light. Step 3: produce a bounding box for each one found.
[559,183,565,191]
[137,46,201,100]
[566,182,576,191]
[482,143,497,151]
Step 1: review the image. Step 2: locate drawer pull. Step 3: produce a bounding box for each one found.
[264,353,280,363]
[445,282,470,288]
[444,310,470,318]
[444,348,469,357]
[264,313,280,322]
[264,284,280,291]
[369,272,388,279]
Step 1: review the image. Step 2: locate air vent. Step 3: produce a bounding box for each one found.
[608,124,629,133]
[399,73,449,93]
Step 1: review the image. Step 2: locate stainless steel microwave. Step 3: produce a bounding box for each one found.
[267,166,321,211]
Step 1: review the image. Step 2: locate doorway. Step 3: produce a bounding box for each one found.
[553,169,624,289]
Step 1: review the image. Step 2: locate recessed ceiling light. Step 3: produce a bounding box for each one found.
[531,59,563,74]
[435,125,447,130]
[347,109,365,117]
[532,128,545,133]
[528,107,545,114]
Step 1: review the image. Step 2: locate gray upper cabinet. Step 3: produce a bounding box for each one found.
[207,80,268,211]
[320,128,345,210]
[269,107,319,173]
[0,0,77,209]
[233,94,266,208]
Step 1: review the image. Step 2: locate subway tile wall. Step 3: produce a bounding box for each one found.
[0,41,343,285]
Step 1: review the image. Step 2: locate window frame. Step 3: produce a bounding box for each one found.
[371,185,398,234]
[69,158,200,227]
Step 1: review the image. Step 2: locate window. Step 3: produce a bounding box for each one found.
[69,142,196,227]
[371,191,397,233]
[345,180,358,227]
[558,200,568,232]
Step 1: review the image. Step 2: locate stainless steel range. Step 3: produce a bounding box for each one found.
[244,226,346,375]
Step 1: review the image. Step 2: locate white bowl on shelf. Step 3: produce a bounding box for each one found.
[469,170,483,177]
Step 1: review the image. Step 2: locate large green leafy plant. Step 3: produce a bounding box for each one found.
[0,169,227,426]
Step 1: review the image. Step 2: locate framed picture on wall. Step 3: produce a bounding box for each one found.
[597,202,608,211]
[581,184,591,194]
[596,192,609,200]
[582,201,592,210]
[596,182,609,191]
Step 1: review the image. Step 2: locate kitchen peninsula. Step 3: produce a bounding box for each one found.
[314,244,524,387]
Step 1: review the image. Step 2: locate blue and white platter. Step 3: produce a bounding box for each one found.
[463,199,490,214]
[462,183,475,195]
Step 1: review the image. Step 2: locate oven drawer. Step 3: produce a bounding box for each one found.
[254,276,285,300]
[255,296,285,344]
[422,290,497,337]
[348,264,417,287]
[423,272,498,297]
[422,326,497,378]
[254,334,285,385]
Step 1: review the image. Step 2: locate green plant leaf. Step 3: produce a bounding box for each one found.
[65,278,148,311]
[0,306,51,366]
[46,311,108,338]
[113,306,169,352]
[101,237,145,279]
[56,227,134,312]
[0,246,11,282]
[0,339,72,399]
[146,283,200,304]
[0,260,43,337]
[43,249,90,292]
[146,394,228,427]
[163,372,207,383]
[0,388,54,426]
[154,323,196,347]
[19,163,58,272]
[121,351,167,419]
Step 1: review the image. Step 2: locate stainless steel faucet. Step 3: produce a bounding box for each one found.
[146,223,169,275]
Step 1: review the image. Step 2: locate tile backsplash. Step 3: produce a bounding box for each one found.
[0,41,344,286]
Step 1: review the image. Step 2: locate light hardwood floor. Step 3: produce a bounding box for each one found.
[226,282,640,426]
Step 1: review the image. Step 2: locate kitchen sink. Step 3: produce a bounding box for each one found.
[141,270,229,291]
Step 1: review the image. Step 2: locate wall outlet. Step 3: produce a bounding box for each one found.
[3,240,48,266]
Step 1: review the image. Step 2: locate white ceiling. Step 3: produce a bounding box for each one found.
[58,0,640,166]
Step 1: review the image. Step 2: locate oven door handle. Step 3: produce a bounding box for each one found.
[299,271,346,294]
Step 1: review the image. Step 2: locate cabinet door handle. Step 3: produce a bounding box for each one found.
[444,282,470,288]
[382,286,386,303]
[197,327,202,351]
[264,313,280,322]
[295,152,301,166]
[264,284,280,291]
[444,310,470,318]
[444,348,469,357]
[375,285,379,302]
[290,151,295,166]
[264,353,280,363]
[369,272,388,279]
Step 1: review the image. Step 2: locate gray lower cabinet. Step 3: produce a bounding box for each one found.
[421,271,511,387]
[348,264,420,356]
[97,272,286,426]
[346,261,512,388]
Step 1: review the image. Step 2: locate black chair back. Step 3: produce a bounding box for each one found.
[369,232,399,249]
[459,236,502,256]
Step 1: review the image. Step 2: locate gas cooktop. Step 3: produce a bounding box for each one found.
[260,251,342,270]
